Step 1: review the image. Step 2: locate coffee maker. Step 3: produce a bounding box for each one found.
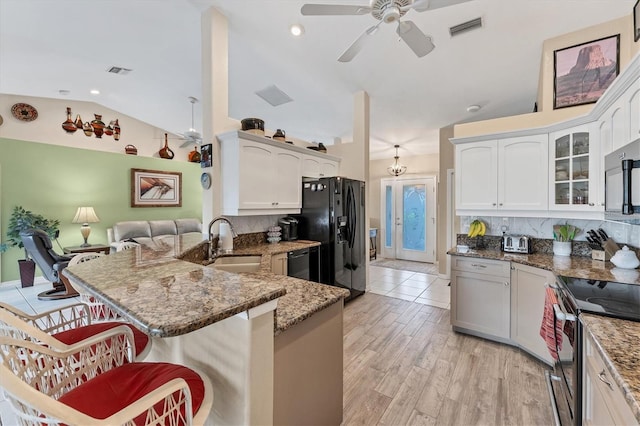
[278,217,299,241]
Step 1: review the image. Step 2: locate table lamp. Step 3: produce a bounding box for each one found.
[72,207,100,247]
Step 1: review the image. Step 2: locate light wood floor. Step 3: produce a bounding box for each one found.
[342,292,554,426]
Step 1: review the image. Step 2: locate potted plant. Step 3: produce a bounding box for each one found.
[0,206,60,287]
[553,223,579,256]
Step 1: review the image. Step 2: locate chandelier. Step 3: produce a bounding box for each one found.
[387,144,407,176]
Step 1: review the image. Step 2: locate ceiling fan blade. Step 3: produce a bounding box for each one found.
[397,20,435,57]
[338,24,379,62]
[301,4,371,16]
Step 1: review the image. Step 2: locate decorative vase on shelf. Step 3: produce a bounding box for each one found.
[553,240,572,256]
[113,119,121,140]
[61,107,77,133]
[104,120,114,136]
[74,114,83,130]
[91,114,105,138]
[188,145,201,163]
[82,121,93,136]
[159,133,174,159]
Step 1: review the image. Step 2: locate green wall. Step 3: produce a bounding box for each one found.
[0,138,203,282]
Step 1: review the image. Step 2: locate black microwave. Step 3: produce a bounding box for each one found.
[604,139,640,224]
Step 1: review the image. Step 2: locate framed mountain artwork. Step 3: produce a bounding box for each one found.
[553,34,620,109]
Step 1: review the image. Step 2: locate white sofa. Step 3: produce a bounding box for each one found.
[108,219,202,247]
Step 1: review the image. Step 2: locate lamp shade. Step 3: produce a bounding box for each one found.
[72,207,100,224]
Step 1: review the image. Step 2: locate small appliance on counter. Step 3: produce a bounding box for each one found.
[278,216,298,241]
[500,234,533,254]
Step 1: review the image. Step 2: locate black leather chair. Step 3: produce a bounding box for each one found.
[20,229,78,300]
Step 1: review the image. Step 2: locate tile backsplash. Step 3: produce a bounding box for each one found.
[226,214,283,235]
[459,216,639,247]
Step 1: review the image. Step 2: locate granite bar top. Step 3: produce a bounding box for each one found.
[447,248,640,285]
[215,240,350,336]
[64,234,348,337]
[581,314,640,423]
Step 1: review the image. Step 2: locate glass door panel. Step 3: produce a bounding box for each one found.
[402,184,426,252]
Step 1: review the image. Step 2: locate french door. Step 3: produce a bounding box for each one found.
[380,176,436,262]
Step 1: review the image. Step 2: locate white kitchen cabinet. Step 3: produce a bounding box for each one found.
[219,133,303,215]
[549,124,601,211]
[455,134,548,212]
[451,257,511,341]
[510,263,555,365]
[455,140,498,210]
[582,330,638,426]
[302,154,339,178]
[627,79,640,144]
[271,253,287,276]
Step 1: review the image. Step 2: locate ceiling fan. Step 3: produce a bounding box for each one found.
[301,0,470,62]
[178,96,202,147]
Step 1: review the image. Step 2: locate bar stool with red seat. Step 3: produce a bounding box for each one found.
[0,333,213,425]
[0,302,151,360]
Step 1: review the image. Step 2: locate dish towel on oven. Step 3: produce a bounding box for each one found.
[540,286,563,360]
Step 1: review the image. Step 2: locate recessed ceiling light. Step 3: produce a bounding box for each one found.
[290,24,305,37]
[466,104,481,113]
[90,89,100,95]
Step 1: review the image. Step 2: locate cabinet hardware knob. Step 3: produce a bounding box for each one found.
[504,282,509,287]
[598,370,613,390]
[499,203,503,206]
[492,203,497,206]
[471,264,487,268]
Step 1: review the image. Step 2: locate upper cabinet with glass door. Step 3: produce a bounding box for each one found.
[549,124,601,211]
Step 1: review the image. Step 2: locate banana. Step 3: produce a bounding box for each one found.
[468,221,479,237]
[478,221,486,236]
[467,220,485,238]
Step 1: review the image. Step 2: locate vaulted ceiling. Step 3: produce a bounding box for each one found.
[0,0,634,159]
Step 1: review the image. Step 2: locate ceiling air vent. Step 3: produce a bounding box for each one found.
[107,66,132,75]
[449,17,482,37]
[255,85,293,107]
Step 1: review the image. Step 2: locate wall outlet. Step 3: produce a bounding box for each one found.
[501,218,509,233]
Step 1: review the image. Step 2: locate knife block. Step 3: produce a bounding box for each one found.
[591,249,611,261]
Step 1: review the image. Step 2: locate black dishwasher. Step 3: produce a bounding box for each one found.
[287,246,320,282]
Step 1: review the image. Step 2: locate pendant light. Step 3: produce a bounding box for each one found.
[387,144,407,176]
[183,96,201,142]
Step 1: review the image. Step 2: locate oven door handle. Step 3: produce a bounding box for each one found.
[553,303,576,322]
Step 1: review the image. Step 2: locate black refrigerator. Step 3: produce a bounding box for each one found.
[296,177,366,301]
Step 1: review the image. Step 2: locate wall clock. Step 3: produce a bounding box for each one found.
[200,172,211,189]
[11,103,38,122]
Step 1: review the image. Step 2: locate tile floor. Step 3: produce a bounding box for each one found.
[368,264,451,309]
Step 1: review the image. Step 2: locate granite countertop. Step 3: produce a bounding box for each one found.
[219,240,350,336]
[581,314,640,423]
[64,235,348,338]
[447,247,640,421]
[447,248,640,285]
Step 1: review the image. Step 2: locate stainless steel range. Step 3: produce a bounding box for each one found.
[546,276,640,426]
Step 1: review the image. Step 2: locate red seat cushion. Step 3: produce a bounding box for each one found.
[58,362,205,424]
[53,322,149,358]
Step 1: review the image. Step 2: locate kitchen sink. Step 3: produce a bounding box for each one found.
[212,255,262,273]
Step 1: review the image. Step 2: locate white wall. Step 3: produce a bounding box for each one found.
[0,94,194,160]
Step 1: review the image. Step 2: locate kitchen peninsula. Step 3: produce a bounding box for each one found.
[63,233,349,426]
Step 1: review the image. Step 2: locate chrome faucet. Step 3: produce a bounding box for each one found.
[207,216,237,259]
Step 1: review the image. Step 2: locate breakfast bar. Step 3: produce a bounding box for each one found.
[62,233,349,425]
